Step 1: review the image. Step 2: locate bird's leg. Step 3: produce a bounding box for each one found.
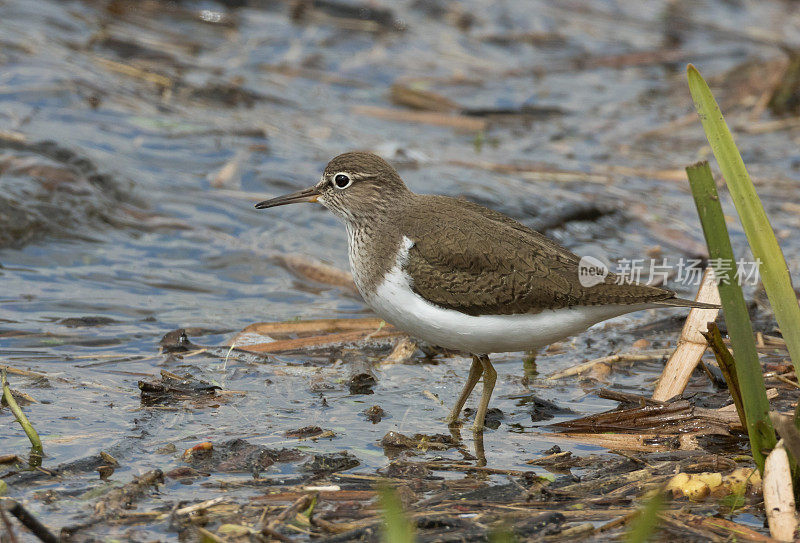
[472,354,497,432]
[448,423,462,445]
[446,355,483,426]
[472,427,487,467]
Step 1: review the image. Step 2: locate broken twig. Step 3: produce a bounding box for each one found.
[0,499,58,543]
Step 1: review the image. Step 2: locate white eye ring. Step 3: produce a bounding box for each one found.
[332,172,352,189]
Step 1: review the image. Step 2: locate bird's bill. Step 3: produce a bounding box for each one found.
[255,187,320,209]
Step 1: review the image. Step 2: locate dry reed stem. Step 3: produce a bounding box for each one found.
[664,511,780,542]
[239,317,389,337]
[389,83,460,112]
[272,254,357,292]
[351,105,486,131]
[595,164,690,183]
[264,493,315,534]
[547,350,671,380]
[254,491,376,503]
[447,159,610,183]
[770,373,800,389]
[653,268,721,401]
[92,57,172,87]
[234,317,394,342]
[763,439,797,542]
[236,328,405,353]
[0,130,26,143]
[0,365,47,379]
[529,432,673,453]
[174,497,228,516]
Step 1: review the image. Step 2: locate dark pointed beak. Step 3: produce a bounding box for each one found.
[255,186,320,209]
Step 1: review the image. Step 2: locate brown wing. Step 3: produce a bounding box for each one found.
[401,196,677,316]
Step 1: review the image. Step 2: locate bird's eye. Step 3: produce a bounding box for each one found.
[333,173,351,189]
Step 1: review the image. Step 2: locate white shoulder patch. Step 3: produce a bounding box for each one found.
[400,235,414,254]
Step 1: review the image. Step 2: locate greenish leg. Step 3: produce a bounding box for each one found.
[472,354,497,432]
[446,355,483,425]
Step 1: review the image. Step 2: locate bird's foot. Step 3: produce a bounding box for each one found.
[446,408,465,427]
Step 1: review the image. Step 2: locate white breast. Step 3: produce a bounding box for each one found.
[361,236,653,354]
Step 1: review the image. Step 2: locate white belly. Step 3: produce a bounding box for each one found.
[360,237,654,354]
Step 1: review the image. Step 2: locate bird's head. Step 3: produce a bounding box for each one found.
[255,152,409,223]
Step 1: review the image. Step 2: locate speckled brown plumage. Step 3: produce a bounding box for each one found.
[397,194,680,316]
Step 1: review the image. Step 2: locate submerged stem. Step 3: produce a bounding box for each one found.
[2,369,43,465]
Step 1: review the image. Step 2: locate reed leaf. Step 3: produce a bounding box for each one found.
[687,64,800,382]
[686,160,776,472]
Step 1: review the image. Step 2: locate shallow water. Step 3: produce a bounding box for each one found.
[1,0,800,539]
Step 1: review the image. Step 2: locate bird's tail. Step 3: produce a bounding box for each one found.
[655,297,720,310]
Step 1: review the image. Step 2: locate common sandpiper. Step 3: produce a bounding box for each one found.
[256,152,717,431]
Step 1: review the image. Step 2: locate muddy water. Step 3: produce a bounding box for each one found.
[1,0,800,539]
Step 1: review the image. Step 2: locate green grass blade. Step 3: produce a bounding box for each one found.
[686,161,775,471]
[687,64,800,382]
[625,490,664,543]
[379,485,415,543]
